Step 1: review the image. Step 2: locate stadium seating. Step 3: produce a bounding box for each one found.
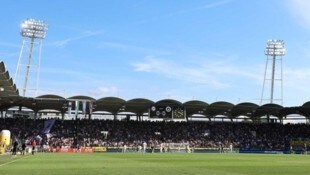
[1,118,310,151]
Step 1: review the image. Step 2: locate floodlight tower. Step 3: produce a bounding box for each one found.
[260,40,285,105]
[14,18,48,97]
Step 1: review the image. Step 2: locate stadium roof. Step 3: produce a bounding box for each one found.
[124,98,154,115]
[253,103,283,119]
[95,97,126,114]
[183,100,208,116]
[0,61,20,110]
[0,62,19,97]
[1,94,309,121]
[0,61,309,121]
[231,102,259,117]
[155,99,183,106]
[206,101,234,118]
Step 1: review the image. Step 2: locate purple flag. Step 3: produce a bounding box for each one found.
[42,119,56,134]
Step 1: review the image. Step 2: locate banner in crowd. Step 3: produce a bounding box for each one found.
[290,140,310,146]
[82,147,106,152]
[55,148,94,153]
[42,119,56,134]
[91,147,107,152]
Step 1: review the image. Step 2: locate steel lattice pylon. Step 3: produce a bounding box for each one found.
[260,39,285,105]
[14,18,47,97]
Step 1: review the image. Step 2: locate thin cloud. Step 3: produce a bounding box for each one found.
[286,0,310,28]
[0,51,19,58]
[88,86,119,97]
[0,41,20,48]
[38,68,119,98]
[203,0,233,9]
[285,68,310,91]
[137,0,233,23]
[100,41,171,55]
[132,56,260,88]
[41,67,105,84]
[167,0,233,17]
[48,30,104,47]
[278,67,310,105]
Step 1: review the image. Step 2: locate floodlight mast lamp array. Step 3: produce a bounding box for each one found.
[261,40,285,104]
[19,18,47,97]
[21,19,47,39]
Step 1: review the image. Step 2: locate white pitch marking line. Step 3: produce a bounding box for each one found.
[0,155,29,167]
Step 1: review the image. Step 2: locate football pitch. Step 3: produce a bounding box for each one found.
[1,153,310,175]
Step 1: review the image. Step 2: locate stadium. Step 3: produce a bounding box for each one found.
[2,53,310,174]
[2,1,310,174]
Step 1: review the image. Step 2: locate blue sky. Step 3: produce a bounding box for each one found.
[1,0,310,106]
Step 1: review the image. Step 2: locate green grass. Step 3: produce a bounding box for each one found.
[1,153,310,175]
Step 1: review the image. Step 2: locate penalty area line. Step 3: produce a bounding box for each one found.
[0,155,29,167]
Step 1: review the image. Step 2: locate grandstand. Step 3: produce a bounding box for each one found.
[1,60,310,155]
[2,55,310,123]
[0,60,309,123]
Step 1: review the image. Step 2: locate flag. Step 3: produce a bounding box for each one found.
[68,101,72,117]
[75,100,80,116]
[46,133,53,139]
[82,101,86,115]
[36,135,42,141]
[89,101,93,115]
[42,119,56,134]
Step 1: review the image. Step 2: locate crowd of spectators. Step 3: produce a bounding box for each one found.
[1,117,310,151]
